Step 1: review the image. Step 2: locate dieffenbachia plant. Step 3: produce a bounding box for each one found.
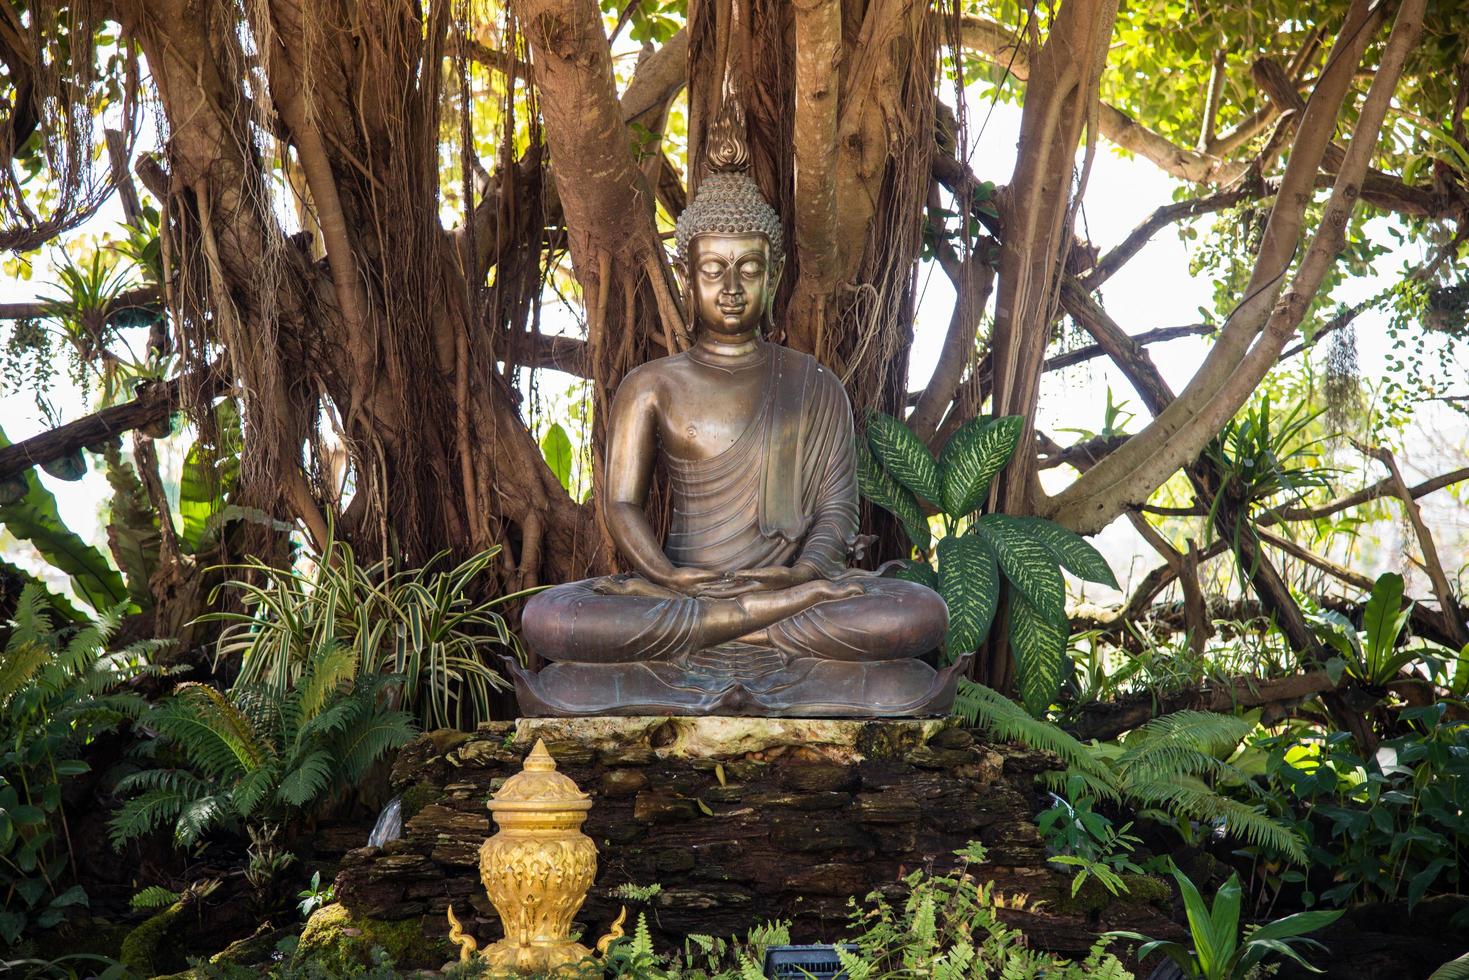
[856,411,1117,716]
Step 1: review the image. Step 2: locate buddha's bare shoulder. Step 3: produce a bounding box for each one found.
[613,353,695,407]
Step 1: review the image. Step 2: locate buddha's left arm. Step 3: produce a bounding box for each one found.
[793,392,860,579]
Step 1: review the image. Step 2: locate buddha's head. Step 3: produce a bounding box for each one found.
[673,97,783,340]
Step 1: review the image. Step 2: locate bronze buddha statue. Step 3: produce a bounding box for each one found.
[511,109,960,717]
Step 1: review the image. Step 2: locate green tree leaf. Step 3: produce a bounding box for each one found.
[1008,591,1069,717]
[1362,571,1408,663]
[865,410,943,505]
[939,416,1023,516]
[0,426,128,612]
[856,437,931,550]
[179,400,241,553]
[100,441,160,608]
[975,515,1065,623]
[937,534,999,656]
[1009,516,1118,588]
[540,422,575,492]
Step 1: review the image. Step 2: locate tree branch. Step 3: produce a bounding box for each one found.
[1364,446,1469,647]
[1080,183,1265,291]
[1275,465,1469,523]
[1045,0,1416,534]
[910,241,994,442]
[0,365,227,483]
[1068,671,1340,742]
[1043,324,1213,372]
[0,286,161,322]
[619,27,688,132]
[959,14,1243,185]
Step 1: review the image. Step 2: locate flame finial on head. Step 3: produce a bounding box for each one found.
[705,85,751,175]
[674,85,783,266]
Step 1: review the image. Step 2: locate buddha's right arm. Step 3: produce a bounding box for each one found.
[603,368,680,585]
[605,501,678,582]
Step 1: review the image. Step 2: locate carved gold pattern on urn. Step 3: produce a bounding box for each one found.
[447,739,619,974]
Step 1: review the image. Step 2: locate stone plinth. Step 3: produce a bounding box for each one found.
[334,717,1174,957]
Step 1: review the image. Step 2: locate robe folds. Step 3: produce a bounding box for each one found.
[521,344,946,668]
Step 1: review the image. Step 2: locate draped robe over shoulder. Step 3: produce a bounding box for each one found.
[664,344,857,577]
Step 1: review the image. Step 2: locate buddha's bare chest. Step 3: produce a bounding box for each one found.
[655,367,767,461]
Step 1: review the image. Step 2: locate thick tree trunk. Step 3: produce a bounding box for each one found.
[115,0,596,594]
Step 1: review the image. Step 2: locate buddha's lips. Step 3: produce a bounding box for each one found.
[719,304,746,316]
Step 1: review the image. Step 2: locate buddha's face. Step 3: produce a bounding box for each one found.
[685,233,777,339]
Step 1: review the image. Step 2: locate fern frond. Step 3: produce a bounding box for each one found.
[110,786,194,848]
[954,681,1118,797]
[297,641,359,724]
[233,763,280,817]
[296,696,359,741]
[114,767,212,797]
[130,885,182,911]
[276,750,334,808]
[157,683,270,776]
[335,711,416,786]
[1117,711,1255,785]
[233,684,288,749]
[0,639,50,703]
[175,793,231,847]
[57,607,119,677]
[632,912,654,957]
[1039,767,1120,802]
[8,581,53,648]
[1123,710,1255,757]
[1130,776,1306,864]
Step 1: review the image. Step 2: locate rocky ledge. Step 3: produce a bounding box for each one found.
[334,716,1177,958]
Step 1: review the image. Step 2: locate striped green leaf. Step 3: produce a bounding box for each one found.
[856,437,931,550]
[893,558,938,591]
[1009,591,1070,717]
[1008,516,1117,588]
[939,415,1023,516]
[937,533,1000,656]
[975,515,1065,623]
[865,410,943,505]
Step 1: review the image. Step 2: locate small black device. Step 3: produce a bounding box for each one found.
[761,944,860,979]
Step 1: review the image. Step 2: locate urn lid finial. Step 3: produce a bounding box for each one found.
[489,739,592,813]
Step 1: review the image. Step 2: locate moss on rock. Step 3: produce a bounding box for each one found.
[399,782,444,823]
[119,902,187,977]
[293,902,449,972]
[209,925,293,967]
[1053,872,1173,917]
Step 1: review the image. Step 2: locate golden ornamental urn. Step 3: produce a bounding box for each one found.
[446,739,621,973]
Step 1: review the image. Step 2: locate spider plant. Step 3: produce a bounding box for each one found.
[199,536,523,730]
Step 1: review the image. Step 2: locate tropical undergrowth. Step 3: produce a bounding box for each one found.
[595,844,1131,979]
[955,682,1307,864]
[108,640,415,852]
[0,585,166,947]
[200,535,519,730]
